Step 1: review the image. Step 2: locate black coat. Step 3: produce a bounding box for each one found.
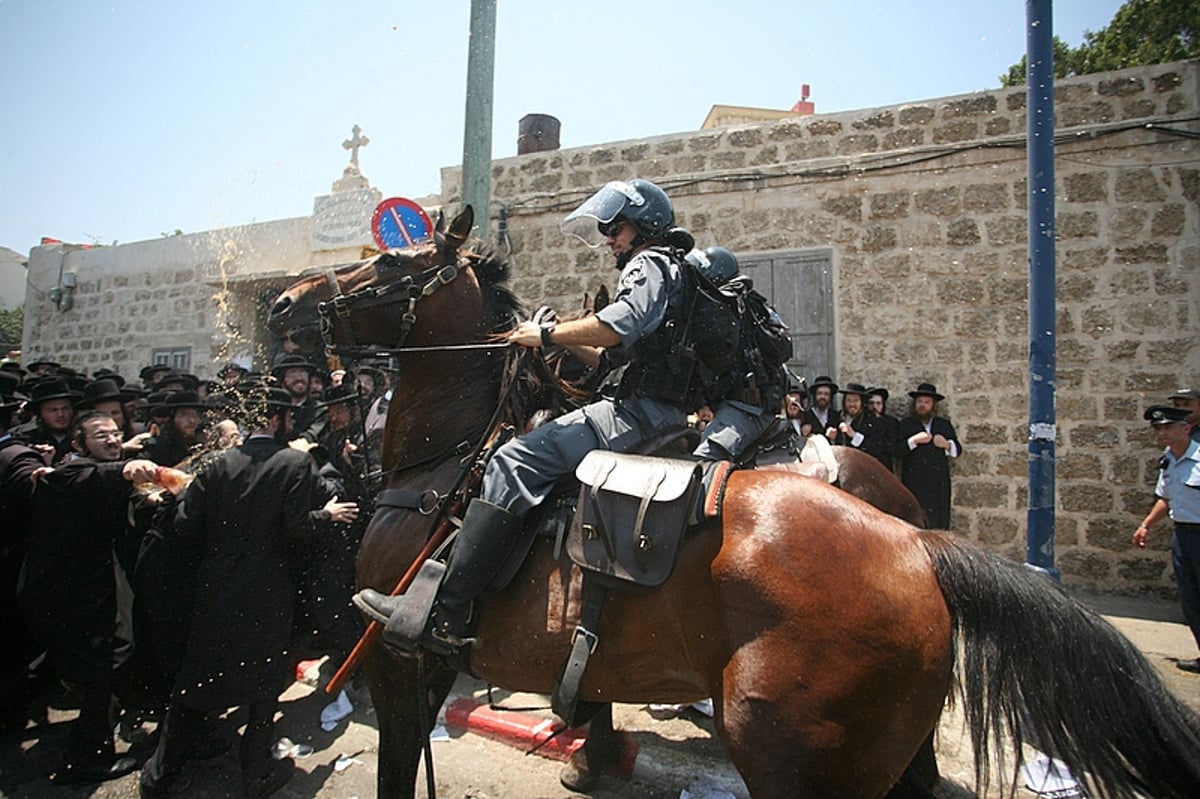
[16,423,73,464]
[171,436,321,710]
[800,406,834,437]
[1,435,45,674]
[17,458,132,682]
[897,416,962,530]
[862,411,901,472]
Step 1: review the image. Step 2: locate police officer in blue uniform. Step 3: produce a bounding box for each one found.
[1132,404,1200,672]
[356,179,701,654]
[687,246,790,462]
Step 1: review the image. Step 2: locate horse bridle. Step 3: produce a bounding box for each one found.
[318,256,501,359]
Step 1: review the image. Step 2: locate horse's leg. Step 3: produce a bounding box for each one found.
[712,633,945,799]
[560,703,621,792]
[362,646,457,799]
[884,730,940,799]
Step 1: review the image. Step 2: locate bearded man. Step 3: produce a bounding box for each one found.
[897,383,962,529]
[18,412,159,784]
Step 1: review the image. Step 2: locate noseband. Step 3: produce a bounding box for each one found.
[318,257,477,359]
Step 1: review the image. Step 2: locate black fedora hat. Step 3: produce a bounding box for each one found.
[91,368,127,388]
[158,370,200,392]
[907,382,945,401]
[25,377,81,409]
[239,385,298,412]
[839,382,869,396]
[271,354,317,380]
[0,370,25,412]
[217,361,250,379]
[140,363,172,383]
[316,383,360,408]
[25,358,61,374]
[153,391,207,416]
[867,386,890,402]
[809,375,839,394]
[74,378,138,410]
[0,361,27,380]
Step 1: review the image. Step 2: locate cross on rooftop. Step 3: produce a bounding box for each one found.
[342,125,369,169]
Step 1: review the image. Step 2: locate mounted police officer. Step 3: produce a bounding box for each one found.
[686,246,791,462]
[356,179,709,655]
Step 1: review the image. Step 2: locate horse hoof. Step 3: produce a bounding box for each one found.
[559,759,597,793]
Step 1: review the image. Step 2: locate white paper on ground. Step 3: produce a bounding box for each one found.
[1020,753,1088,798]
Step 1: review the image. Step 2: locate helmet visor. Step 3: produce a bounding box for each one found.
[561,180,646,247]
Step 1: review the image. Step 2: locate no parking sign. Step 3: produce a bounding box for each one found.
[371,197,433,250]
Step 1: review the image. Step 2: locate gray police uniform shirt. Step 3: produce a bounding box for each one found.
[1156,439,1200,524]
[482,247,686,515]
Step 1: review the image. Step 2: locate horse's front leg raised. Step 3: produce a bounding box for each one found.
[362,645,458,799]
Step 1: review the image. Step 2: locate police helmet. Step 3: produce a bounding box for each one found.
[686,246,739,285]
[561,179,675,247]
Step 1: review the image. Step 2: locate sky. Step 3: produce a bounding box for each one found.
[0,0,1129,256]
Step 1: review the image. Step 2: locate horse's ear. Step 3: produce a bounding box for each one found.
[446,206,474,248]
[594,284,611,312]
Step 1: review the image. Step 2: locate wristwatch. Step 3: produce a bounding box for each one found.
[540,323,556,348]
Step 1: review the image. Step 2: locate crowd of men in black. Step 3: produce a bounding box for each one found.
[0,353,389,794]
[779,375,962,530]
[0,341,972,794]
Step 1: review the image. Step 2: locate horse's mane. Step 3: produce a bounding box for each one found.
[457,242,584,428]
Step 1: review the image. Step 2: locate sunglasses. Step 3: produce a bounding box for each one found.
[597,219,626,238]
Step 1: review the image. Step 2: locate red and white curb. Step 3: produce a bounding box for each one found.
[440,697,748,798]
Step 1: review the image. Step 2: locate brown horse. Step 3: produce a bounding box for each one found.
[269,209,1200,799]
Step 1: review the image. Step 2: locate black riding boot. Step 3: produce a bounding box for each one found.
[354,499,522,654]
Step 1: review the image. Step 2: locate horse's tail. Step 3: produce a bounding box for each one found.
[921,530,1200,799]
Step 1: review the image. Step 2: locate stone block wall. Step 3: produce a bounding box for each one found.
[21,218,355,381]
[443,60,1200,595]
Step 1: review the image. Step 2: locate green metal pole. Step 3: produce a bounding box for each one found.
[461,0,496,238]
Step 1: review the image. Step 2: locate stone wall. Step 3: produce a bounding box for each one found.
[442,60,1200,595]
[22,218,364,381]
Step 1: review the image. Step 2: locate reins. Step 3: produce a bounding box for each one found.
[319,257,468,357]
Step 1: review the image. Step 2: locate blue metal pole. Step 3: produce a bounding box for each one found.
[1026,0,1058,579]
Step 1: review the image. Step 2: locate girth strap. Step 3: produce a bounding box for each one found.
[377,487,443,515]
[551,575,609,727]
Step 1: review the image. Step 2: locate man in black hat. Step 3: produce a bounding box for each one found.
[24,359,61,378]
[157,371,200,394]
[1168,388,1200,444]
[271,354,327,443]
[17,377,80,463]
[76,378,138,441]
[294,383,370,668]
[828,382,875,448]
[142,392,206,467]
[139,387,354,799]
[897,383,962,529]
[139,364,171,390]
[216,362,249,387]
[0,372,43,731]
[1131,405,1200,672]
[864,387,901,472]
[17,411,160,785]
[801,376,838,438]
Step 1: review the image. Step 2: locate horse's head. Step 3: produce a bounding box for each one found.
[268,207,500,354]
